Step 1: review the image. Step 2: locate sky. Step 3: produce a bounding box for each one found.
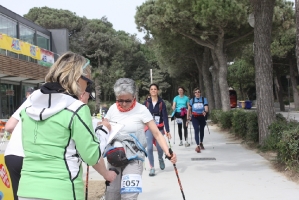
[0,0,146,40]
[1,0,296,41]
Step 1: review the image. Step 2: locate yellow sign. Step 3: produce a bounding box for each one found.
[0,33,41,60]
[0,154,14,200]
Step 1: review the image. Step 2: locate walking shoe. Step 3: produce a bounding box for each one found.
[185,141,190,147]
[149,168,155,176]
[195,146,201,153]
[179,140,183,146]
[200,143,205,150]
[159,159,165,170]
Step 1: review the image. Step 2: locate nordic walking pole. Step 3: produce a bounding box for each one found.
[188,124,193,144]
[173,119,175,144]
[85,165,89,200]
[167,139,186,200]
[206,119,210,135]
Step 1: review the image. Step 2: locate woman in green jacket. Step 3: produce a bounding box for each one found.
[18,52,117,200]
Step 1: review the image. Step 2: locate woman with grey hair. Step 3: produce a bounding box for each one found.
[102,78,177,200]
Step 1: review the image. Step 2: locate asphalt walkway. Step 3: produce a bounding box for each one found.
[83,118,299,200]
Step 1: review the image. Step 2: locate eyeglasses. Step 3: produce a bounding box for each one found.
[116,99,134,104]
[81,75,93,86]
[194,91,201,93]
[82,59,90,70]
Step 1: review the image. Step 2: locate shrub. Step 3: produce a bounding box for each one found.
[263,114,296,151]
[276,113,286,122]
[246,111,258,142]
[231,109,247,138]
[210,109,223,124]
[219,110,234,129]
[277,127,299,170]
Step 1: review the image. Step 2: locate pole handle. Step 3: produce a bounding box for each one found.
[105,168,120,186]
[165,148,173,160]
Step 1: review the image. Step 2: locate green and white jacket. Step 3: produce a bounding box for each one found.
[18,85,100,200]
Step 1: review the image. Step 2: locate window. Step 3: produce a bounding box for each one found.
[37,32,50,50]
[19,24,35,45]
[0,14,17,38]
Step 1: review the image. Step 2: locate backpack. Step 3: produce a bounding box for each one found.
[190,96,208,120]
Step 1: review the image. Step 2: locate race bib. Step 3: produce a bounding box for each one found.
[194,102,203,110]
[154,116,160,125]
[121,174,142,194]
[176,118,183,124]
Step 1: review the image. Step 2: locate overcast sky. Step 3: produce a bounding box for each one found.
[1,0,296,42]
[1,0,146,40]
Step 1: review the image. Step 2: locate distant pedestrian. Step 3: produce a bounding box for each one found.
[172,86,190,147]
[144,83,171,176]
[187,88,209,153]
[21,87,34,103]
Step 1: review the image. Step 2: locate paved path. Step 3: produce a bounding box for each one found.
[82,119,299,200]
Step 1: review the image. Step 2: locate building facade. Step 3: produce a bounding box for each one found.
[0,5,68,118]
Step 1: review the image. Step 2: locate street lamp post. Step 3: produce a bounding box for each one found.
[287,75,291,112]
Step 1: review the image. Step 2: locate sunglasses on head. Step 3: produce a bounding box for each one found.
[82,59,90,70]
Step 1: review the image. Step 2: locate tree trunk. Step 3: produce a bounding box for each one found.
[194,48,215,111]
[274,77,278,101]
[274,73,285,111]
[290,59,299,110]
[202,47,215,111]
[295,0,299,72]
[251,0,276,144]
[213,32,231,111]
[193,54,204,95]
[211,51,222,109]
[199,73,204,95]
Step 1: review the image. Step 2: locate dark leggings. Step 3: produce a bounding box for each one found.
[5,155,23,200]
[191,116,206,145]
[176,113,188,141]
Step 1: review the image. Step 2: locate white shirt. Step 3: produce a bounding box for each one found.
[4,100,30,157]
[105,102,153,136]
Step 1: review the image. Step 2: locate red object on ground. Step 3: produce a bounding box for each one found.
[229,90,237,108]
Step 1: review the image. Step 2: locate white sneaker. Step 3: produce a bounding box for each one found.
[179,140,183,146]
[185,142,190,147]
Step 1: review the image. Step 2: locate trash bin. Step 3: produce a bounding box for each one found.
[238,101,245,109]
[245,100,252,109]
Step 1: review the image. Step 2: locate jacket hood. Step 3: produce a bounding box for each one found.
[25,88,77,121]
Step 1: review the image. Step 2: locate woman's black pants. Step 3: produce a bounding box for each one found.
[5,155,23,200]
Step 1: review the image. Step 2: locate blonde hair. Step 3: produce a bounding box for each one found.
[45,51,91,97]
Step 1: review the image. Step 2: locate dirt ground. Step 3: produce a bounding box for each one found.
[211,124,299,185]
[85,180,106,200]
